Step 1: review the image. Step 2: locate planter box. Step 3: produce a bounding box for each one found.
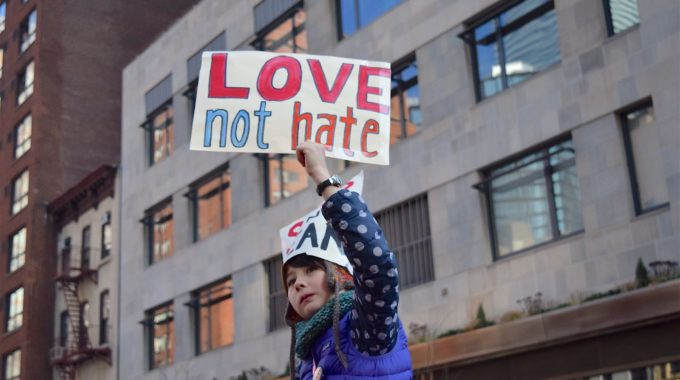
[409,280,680,370]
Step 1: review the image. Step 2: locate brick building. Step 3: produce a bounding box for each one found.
[0,2,200,380]
[119,0,679,379]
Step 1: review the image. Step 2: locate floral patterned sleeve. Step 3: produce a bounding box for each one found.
[322,189,399,356]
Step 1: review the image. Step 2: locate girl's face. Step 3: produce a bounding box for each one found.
[286,265,333,320]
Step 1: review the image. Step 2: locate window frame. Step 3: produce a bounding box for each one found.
[603,0,640,37]
[81,225,91,270]
[264,255,287,332]
[390,54,420,143]
[475,137,584,260]
[13,114,31,160]
[619,99,670,216]
[19,8,37,53]
[374,193,435,289]
[16,60,34,105]
[99,290,110,345]
[143,302,174,370]
[8,226,27,274]
[5,287,24,333]
[252,3,306,53]
[186,163,231,242]
[460,0,558,102]
[182,78,198,121]
[101,211,112,259]
[59,310,69,347]
[187,276,234,354]
[142,199,174,265]
[10,170,29,216]
[2,349,20,380]
[142,100,174,166]
[335,0,403,40]
[259,153,309,207]
[0,1,6,35]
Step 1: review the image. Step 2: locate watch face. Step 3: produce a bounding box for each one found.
[330,175,343,186]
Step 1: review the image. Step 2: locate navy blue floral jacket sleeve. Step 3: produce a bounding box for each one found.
[322,189,399,356]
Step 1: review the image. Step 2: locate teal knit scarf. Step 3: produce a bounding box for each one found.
[294,290,354,359]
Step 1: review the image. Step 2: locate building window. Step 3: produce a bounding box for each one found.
[5,287,24,333]
[253,6,307,53]
[261,154,309,207]
[604,0,639,36]
[19,9,37,53]
[59,310,69,347]
[2,350,20,380]
[11,170,29,215]
[620,102,669,215]
[144,103,174,165]
[0,1,5,34]
[13,114,31,159]
[78,301,90,349]
[477,138,584,258]
[190,277,234,354]
[375,194,434,289]
[264,256,287,331]
[100,290,110,345]
[17,61,34,105]
[390,57,421,144]
[145,303,174,369]
[143,200,174,265]
[461,0,561,101]
[188,165,232,241]
[336,0,402,39]
[60,237,72,276]
[81,225,91,270]
[8,227,27,273]
[101,211,112,259]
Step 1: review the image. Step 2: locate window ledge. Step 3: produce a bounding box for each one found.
[605,23,640,42]
[631,202,670,222]
[98,256,113,269]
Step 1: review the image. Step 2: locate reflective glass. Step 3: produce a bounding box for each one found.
[626,105,669,211]
[502,10,560,87]
[608,0,640,34]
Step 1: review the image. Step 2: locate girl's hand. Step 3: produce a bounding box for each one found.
[296,140,331,185]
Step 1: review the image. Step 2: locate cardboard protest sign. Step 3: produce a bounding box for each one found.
[279,171,364,272]
[190,51,391,165]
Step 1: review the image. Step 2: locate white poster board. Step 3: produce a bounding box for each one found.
[279,171,364,270]
[190,51,391,165]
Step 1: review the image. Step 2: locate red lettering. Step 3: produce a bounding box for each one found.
[307,60,353,103]
[288,220,304,237]
[361,119,379,157]
[315,114,337,151]
[343,181,354,190]
[257,56,302,101]
[209,53,250,99]
[291,102,312,149]
[340,107,357,157]
[357,65,390,114]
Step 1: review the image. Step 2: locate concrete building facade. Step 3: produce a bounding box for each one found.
[119,0,679,379]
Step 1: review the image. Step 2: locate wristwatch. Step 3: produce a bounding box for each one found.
[316,174,343,196]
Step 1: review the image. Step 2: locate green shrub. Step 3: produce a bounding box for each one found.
[636,258,650,288]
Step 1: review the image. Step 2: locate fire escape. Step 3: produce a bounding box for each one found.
[50,243,111,380]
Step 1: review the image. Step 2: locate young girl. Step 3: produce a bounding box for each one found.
[282,141,412,379]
